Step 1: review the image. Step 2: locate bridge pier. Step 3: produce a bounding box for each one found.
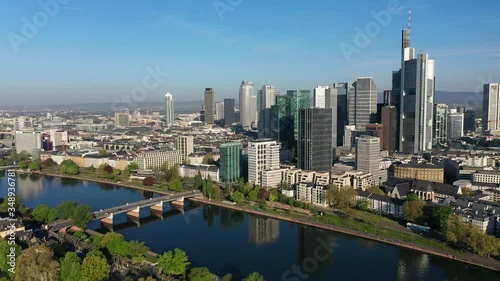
[127,206,150,220]
[171,196,185,207]
[101,213,114,226]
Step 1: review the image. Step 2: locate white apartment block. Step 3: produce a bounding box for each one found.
[331,171,373,191]
[179,164,219,182]
[176,136,194,158]
[314,171,330,186]
[248,139,280,185]
[296,183,328,207]
[356,191,404,217]
[281,189,295,198]
[296,183,313,203]
[261,168,288,188]
[284,169,302,185]
[135,151,183,170]
[472,171,500,184]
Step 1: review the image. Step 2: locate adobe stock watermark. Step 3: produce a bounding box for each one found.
[213,0,244,21]
[463,73,494,110]
[340,0,404,63]
[281,235,340,281]
[111,65,169,112]
[7,0,71,54]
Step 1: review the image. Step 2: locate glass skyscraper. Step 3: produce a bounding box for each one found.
[164,92,174,126]
[219,142,241,182]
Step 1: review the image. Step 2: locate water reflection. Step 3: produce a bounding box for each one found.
[297,226,335,275]
[220,207,244,228]
[248,216,279,245]
[17,174,44,201]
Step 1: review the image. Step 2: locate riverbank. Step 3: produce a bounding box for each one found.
[189,197,500,272]
[18,170,171,195]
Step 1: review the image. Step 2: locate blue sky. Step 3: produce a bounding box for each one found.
[1,0,499,106]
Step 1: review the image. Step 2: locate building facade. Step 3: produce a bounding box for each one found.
[381,105,398,151]
[164,92,175,126]
[447,109,464,139]
[223,98,235,126]
[355,136,380,174]
[349,77,377,130]
[219,142,241,182]
[239,81,255,130]
[204,88,215,124]
[297,108,333,172]
[258,85,279,138]
[176,136,194,159]
[135,151,183,170]
[433,104,448,144]
[313,86,329,108]
[483,83,500,135]
[247,139,280,185]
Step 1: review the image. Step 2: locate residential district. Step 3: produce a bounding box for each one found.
[1,24,500,280]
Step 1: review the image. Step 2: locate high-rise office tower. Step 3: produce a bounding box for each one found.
[398,24,435,153]
[381,105,398,152]
[223,98,235,126]
[325,87,338,160]
[313,86,330,108]
[355,135,380,175]
[250,95,257,129]
[239,81,255,130]
[349,77,377,130]
[433,104,448,145]
[383,90,392,105]
[215,102,225,121]
[464,110,476,132]
[176,136,194,159]
[448,109,464,139]
[247,139,280,185]
[482,83,500,135]
[220,142,241,182]
[287,90,311,140]
[258,85,279,138]
[297,108,333,172]
[204,88,215,124]
[334,82,350,147]
[164,92,174,126]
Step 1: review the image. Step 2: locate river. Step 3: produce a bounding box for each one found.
[0,172,498,281]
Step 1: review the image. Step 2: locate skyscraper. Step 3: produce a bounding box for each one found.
[448,109,464,139]
[250,95,257,129]
[349,77,377,130]
[204,88,215,124]
[381,105,398,152]
[164,92,174,126]
[355,135,380,184]
[297,108,333,172]
[287,90,311,140]
[215,102,224,121]
[258,85,279,138]
[482,83,500,135]
[114,112,130,128]
[313,86,330,108]
[220,142,241,182]
[365,124,384,149]
[464,110,476,132]
[223,98,235,126]
[334,82,350,147]
[433,104,448,145]
[325,87,338,160]
[247,139,280,185]
[239,81,255,130]
[399,25,435,153]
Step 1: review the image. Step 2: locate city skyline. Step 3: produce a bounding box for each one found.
[1,1,499,106]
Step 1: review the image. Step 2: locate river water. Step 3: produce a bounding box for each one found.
[0,172,498,281]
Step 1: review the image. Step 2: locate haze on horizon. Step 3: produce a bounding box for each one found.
[1,0,499,106]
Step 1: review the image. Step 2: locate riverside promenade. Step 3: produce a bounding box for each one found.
[189,197,500,272]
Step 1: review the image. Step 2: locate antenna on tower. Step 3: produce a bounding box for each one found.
[408,8,412,42]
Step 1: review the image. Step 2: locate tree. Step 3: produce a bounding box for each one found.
[81,254,110,281]
[403,197,425,223]
[98,149,107,156]
[429,205,452,233]
[157,248,191,277]
[72,204,93,228]
[88,164,96,173]
[32,204,52,223]
[188,267,213,281]
[0,158,5,167]
[248,189,258,201]
[42,158,57,168]
[221,274,233,281]
[202,154,216,165]
[169,179,184,192]
[60,252,82,281]
[100,232,125,248]
[104,165,113,174]
[205,175,214,196]
[0,196,27,215]
[143,176,154,186]
[121,168,130,178]
[0,239,21,276]
[461,187,474,197]
[243,272,265,281]
[59,159,80,175]
[326,185,356,210]
[28,160,41,171]
[138,277,158,281]
[56,200,78,219]
[129,240,149,259]
[366,185,385,195]
[15,245,59,281]
[127,162,139,172]
[18,160,28,169]
[194,172,203,190]
[230,191,244,203]
[258,188,269,200]
[358,198,370,211]
[107,237,131,258]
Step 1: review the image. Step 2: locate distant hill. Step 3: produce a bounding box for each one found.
[378,91,482,110]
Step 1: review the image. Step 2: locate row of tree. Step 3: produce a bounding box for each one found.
[31,200,93,228]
